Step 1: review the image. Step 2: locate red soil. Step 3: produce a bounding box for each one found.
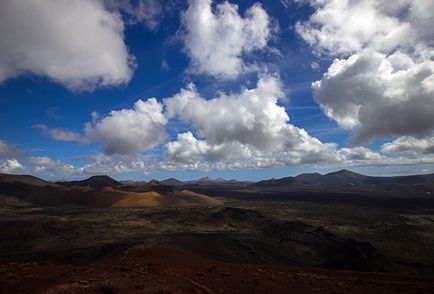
[1,245,434,294]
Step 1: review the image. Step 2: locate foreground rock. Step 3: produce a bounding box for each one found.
[1,245,433,294]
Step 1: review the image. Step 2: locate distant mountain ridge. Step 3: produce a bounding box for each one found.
[251,169,373,188]
[249,169,434,194]
[57,175,120,189]
[0,173,57,187]
[179,177,252,187]
[3,170,434,200]
[160,178,183,186]
[0,174,221,208]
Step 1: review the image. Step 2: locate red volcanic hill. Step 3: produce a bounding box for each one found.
[1,174,222,208]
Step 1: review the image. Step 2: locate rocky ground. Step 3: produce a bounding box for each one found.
[1,196,434,293]
[2,245,434,294]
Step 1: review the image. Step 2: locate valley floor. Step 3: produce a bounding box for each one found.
[2,246,434,294]
[1,196,434,293]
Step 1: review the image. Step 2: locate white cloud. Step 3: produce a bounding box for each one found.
[163,131,252,165]
[161,75,341,170]
[160,130,340,171]
[28,156,75,177]
[180,0,271,79]
[0,140,25,174]
[84,98,167,155]
[0,0,135,91]
[338,147,383,161]
[312,50,434,143]
[297,0,434,144]
[34,99,168,156]
[33,124,82,142]
[0,159,24,174]
[20,153,148,178]
[33,76,345,168]
[165,76,287,148]
[295,0,432,57]
[381,134,434,155]
[78,154,148,175]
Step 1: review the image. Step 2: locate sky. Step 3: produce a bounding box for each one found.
[0,0,433,181]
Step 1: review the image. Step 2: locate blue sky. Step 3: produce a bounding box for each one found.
[0,0,433,180]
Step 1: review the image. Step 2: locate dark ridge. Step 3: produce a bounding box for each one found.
[160,178,183,186]
[57,175,120,189]
[249,176,295,188]
[323,169,367,179]
[0,173,57,187]
[148,179,162,185]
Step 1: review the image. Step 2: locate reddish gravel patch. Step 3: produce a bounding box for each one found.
[1,246,434,294]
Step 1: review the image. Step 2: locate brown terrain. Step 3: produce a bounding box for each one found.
[1,171,434,293]
[2,245,434,294]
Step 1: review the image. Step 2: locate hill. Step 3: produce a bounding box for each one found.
[0,173,57,187]
[57,175,120,189]
[2,170,434,208]
[160,178,183,186]
[27,186,222,208]
[0,173,221,208]
[248,169,434,195]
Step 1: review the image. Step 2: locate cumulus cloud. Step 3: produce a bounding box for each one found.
[313,50,434,143]
[163,131,252,167]
[160,130,340,171]
[15,153,148,179]
[165,76,287,148]
[38,75,341,168]
[0,0,135,91]
[297,0,434,143]
[381,134,434,155]
[0,159,24,174]
[84,98,167,155]
[180,0,271,79]
[161,75,341,170]
[28,71,430,172]
[295,0,433,57]
[297,1,414,56]
[28,156,75,176]
[33,99,168,156]
[0,140,25,173]
[33,124,82,142]
[36,76,345,168]
[338,147,383,161]
[78,154,148,175]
